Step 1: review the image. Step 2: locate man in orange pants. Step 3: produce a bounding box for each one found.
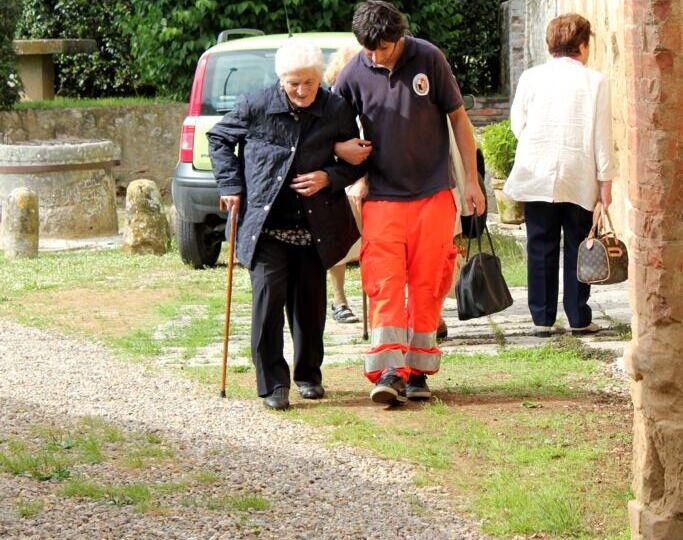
[335,0,485,405]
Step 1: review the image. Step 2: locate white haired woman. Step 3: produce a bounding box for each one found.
[207,38,362,410]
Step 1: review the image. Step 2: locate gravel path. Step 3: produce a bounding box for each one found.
[0,320,484,540]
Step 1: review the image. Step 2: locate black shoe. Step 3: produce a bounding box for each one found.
[263,387,290,410]
[406,374,432,400]
[437,318,448,340]
[370,369,407,405]
[297,383,325,400]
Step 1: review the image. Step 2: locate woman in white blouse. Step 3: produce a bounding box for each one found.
[504,13,613,337]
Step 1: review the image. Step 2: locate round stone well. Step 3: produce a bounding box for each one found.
[0,139,118,239]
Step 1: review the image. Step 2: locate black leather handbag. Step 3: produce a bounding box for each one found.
[577,203,629,285]
[455,218,514,320]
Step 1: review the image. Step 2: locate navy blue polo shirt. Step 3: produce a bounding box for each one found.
[334,36,463,201]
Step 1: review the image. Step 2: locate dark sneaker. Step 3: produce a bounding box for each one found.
[370,369,407,405]
[406,374,432,400]
[297,383,325,400]
[263,387,290,410]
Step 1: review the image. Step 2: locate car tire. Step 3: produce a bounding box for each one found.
[176,217,222,269]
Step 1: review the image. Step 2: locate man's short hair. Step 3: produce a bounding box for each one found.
[546,13,592,57]
[352,0,407,50]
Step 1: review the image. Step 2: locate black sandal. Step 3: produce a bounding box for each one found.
[331,303,360,323]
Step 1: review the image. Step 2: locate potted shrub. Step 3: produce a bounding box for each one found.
[481,119,524,224]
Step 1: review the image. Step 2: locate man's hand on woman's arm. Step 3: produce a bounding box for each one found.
[334,138,372,165]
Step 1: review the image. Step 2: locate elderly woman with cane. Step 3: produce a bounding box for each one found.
[207,38,362,410]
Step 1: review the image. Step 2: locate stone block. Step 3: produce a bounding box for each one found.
[0,187,39,260]
[123,179,170,256]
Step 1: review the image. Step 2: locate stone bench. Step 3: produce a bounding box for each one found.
[12,39,97,101]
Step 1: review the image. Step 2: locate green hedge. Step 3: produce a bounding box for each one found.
[1,0,23,110]
[15,0,502,101]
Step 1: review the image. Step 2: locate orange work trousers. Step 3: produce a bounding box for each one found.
[360,189,457,383]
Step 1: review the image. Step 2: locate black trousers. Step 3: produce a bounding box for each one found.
[524,201,593,328]
[249,235,326,397]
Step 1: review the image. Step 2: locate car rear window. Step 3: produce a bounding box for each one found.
[201,49,336,115]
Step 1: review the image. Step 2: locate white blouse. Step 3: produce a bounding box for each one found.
[504,57,614,211]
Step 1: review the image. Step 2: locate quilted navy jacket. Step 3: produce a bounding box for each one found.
[207,84,362,270]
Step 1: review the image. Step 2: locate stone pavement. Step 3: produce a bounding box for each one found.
[156,279,632,374]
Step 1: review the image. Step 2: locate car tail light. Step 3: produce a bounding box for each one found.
[179,117,196,163]
[188,55,208,117]
[178,55,208,164]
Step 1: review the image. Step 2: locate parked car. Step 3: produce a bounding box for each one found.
[172,30,486,268]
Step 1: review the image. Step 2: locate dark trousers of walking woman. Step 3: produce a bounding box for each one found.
[249,235,327,397]
[524,201,593,328]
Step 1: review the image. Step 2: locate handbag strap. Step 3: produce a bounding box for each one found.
[465,205,496,262]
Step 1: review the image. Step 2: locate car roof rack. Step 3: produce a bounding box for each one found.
[217,29,265,43]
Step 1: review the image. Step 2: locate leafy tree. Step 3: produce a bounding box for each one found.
[0,0,23,109]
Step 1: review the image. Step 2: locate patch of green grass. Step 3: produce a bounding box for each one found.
[122,445,175,469]
[75,436,104,464]
[14,97,179,110]
[476,472,585,537]
[194,470,221,485]
[0,444,71,481]
[60,479,152,507]
[440,345,598,398]
[205,495,270,512]
[15,500,44,519]
[154,480,190,495]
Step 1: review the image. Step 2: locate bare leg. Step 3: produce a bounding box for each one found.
[329,264,348,307]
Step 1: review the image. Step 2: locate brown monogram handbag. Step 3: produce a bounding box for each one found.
[577,203,628,285]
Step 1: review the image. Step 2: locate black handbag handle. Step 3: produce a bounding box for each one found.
[465,204,496,262]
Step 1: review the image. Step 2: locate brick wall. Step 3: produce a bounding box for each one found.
[623,0,683,538]
[468,96,510,127]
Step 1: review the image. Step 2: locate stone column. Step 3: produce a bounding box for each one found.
[1,187,39,260]
[624,1,683,539]
[123,179,170,256]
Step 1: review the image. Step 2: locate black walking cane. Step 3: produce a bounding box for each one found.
[362,292,369,341]
[220,206,238,398]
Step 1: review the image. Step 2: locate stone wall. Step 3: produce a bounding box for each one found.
[469,96,510,127]
[0,104,186,199]
[500,0,526,97]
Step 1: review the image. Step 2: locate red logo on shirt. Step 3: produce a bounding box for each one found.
[412,74,430,96]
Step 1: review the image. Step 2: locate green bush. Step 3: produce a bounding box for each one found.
[481,120,517,179]
[0,0,23,110]
[16,0,140,98]
[124,0,357,101]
